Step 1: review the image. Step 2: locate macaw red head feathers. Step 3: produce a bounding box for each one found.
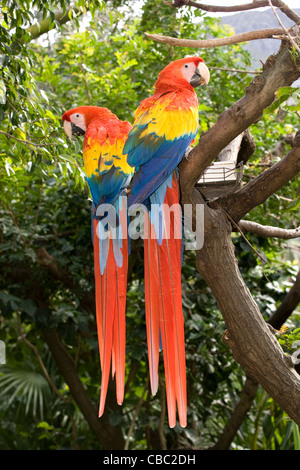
[62,106,116,138]
[154,56,210,93]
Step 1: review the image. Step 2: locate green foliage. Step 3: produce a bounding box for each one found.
[0,0,299,451]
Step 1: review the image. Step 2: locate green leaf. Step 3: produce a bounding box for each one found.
[292,422,300,450]
[277,86,296,98]
[0,79,6,104]
[59,154,78,165]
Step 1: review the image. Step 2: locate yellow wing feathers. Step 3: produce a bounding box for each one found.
[83,130,133,179]
[133,93,199,142]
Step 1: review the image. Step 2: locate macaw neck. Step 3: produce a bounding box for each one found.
[154,77,195,95]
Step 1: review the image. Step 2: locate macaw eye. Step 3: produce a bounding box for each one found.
[184,64,189,68]
[75,113,80,118]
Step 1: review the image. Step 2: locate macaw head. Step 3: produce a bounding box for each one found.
[154,56,210,93]
[62,105,115,138]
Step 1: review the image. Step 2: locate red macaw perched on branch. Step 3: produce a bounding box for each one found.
[124,57,210,428]
[62,106,133,417]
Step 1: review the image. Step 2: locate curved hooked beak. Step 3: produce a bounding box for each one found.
[63,120,73,138]
[190,62,210,88]
[63,120,86,139]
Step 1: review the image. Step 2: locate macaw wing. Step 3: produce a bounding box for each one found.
[124,92,181,168]
[128,137,191,206]
[83,121,133,206]
[125,92,199,205]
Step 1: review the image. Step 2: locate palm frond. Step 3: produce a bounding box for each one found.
[0,367,52,419]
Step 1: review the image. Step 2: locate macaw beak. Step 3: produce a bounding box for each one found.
[63,120,73,138]
[63,120,86,138]
[71,122,86,136]
[190,62,210,88]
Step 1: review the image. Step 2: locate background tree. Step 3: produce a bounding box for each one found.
[0,0,299,450]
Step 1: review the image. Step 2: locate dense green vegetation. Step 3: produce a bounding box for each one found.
[0,0,299,450]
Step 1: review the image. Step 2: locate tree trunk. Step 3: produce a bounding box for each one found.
[192,189,300,425]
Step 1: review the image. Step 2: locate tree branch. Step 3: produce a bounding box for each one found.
[213,270,300,450]
[193,192,300,427]
[168,0,300,24]
[209,66,262,75]
[0,130,54,148]
[145,28,288,49]
[268,0,300,54]
[179,37,300,199]
[25,8,82,41]
[237,220,300,239]
[221,131,300,222]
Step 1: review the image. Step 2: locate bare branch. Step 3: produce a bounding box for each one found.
[168,0,300,24]
[222,207,268,263]
[179,39,300,200]
[25,8,82,41]
[237,220,300,239]
[209,66,262,75]
[268,0,300,54]
[145,28,287,49]
[0,130,54,148]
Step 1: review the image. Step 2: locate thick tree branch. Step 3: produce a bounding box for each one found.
[179,38,300,199]
[221,131,300,222]
[213,270,300,450]
[168,0,300,24]
[193,192,300,427]
[237,220,300,239]
[145,28,288,49]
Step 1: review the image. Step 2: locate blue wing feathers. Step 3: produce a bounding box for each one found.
[127,136,193,206]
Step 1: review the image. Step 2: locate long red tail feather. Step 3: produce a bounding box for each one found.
[144,212,160,397]
[144,173,187,428]
[93,203,128,417]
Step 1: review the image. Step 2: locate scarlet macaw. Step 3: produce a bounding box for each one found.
[124,57,210,427]
[62,106,133,416]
